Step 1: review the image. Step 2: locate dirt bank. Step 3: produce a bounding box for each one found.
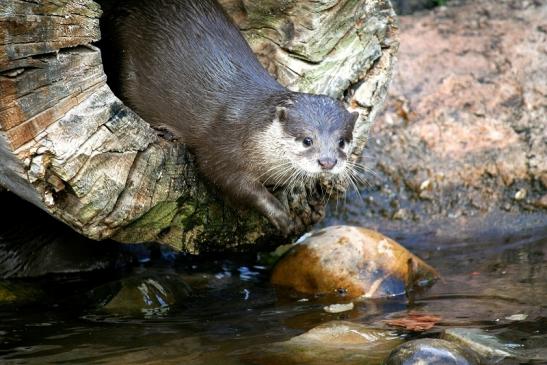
[327,0,547,236]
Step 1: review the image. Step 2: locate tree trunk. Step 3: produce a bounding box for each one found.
[0,0,398,253]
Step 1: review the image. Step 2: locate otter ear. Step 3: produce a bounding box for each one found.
[274,106,288,123]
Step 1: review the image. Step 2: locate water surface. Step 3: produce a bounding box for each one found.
[0,220,545,364]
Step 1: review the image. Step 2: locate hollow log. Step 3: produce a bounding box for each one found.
[0,0,398,253]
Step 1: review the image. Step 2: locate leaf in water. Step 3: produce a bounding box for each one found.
[384,312,442,332]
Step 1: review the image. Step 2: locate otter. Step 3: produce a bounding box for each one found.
[98,0,359,235]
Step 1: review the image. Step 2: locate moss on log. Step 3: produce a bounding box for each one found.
[0,0,398,253]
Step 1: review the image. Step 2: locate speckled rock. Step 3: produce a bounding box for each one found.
[271,225,439,298]
[337,0,547,234]
[385,338,480,365]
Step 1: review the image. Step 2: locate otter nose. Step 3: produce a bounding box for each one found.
[318,158,337,170]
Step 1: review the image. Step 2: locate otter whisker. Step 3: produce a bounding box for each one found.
[288,169,305,192]
[341,171,350,207]
[261,162,293,186]
[325,181,335,207]
[298,171,311,191]
[265,162,294,185]
[347,161,379,179]
[258,161,292,182]
[346,166,367,187]
[284,171,296,192]
[345,163,373,188]
[292,171,303,191]
[277,167,299,192]
[346,169,365,202]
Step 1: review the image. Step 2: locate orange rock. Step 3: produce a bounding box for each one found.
[271,225,439,299]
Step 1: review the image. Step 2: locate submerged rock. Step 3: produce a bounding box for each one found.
[0,281,43,305]
[271,225,438,299]
[251,321,402,365]
[385,338,480,365]
[442,328,517,363]
[90,272,192,316]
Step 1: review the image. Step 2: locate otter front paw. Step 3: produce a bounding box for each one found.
[268,208,292,237]
[214,174,294,236]
[261,194,293,236]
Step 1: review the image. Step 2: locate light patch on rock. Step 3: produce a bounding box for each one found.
[323,302,354,313]
[505,313,528,321]
[442,328,516,361]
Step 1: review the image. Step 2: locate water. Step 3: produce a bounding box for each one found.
[0,220,545,364]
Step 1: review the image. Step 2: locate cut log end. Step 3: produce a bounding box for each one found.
[0,0,398,253]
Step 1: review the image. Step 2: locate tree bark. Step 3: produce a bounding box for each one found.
[0,0,398,253]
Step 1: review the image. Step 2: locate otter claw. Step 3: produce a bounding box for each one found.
[271,217,291,237]
[251,188,293,236]
[277,217,292,237]
[270,212,292,237]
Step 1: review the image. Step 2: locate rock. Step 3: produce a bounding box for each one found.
[90,272,191,316]
[514,189,527,201]
[323,302,354,314]
[442,328,517,363]
[271,225,439,299]
[252,321,403,365]
[392,208,412,220]
[385,338,480,365]
[338,0,547,233]
[0,281,43,305]
[534,194,547,209]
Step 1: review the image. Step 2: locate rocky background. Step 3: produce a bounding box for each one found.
[327,0,547,238]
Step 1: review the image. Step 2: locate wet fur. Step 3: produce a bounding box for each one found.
[98,0,357,234]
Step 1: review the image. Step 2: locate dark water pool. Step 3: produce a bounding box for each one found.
[1,225,546,364]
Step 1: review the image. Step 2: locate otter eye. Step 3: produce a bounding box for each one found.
[338,138,346,149]
[303,137,313,147]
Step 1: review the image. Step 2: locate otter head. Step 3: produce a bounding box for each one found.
[273,94,359,177]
